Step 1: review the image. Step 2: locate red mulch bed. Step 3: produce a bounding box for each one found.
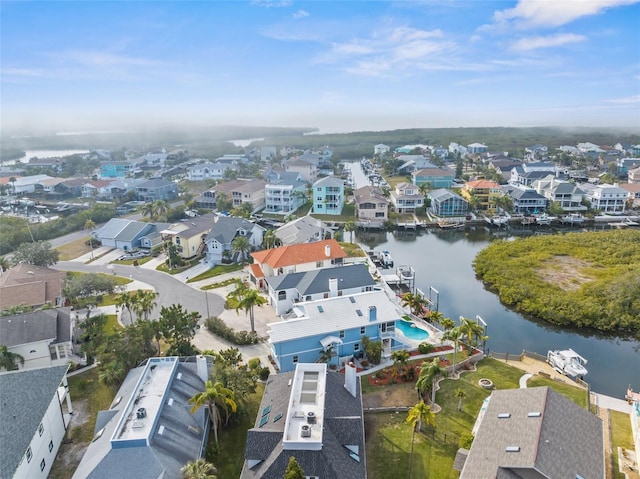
[367,346,454,387]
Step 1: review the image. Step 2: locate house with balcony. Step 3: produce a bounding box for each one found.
[411,166,455,189]
[283,158,318,183]
[268,290,430,372]
[264,170,308,215]
[619,183,640,207]
[72,356,212,479]
[395,155,436,175]
[374,143,390,156]
[11,175,54,195]
[53,178,87,198]
[216,179,266,210]
[100,159,142,178]
[428,188,468,217]
[275,216,330,246]
[81,179,117,198]
[629,165,640,184]
[488,158,523,183]
[460,179,502,212]
[203,216,265,265]
[1,365,73,479]
[135,178,179,202]
[509,162,558,187]
[0,264,66,311]
[161,213,215,259]
[187,161,238,181]
[580,183,628,213]
[264,264,376,315]
[250,239,346,283]
[312,176,344,215]
[533,175,587,212]
[354,185,389,226]
[459,387,603,479]
[389,182,424,213]
[0,308,76,370]
[240,362,366,479]
[502,185,548,214]
[467,143,488,154]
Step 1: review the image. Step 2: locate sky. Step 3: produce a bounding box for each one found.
[2,0,640,135]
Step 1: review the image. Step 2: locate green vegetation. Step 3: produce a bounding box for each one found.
[339,241,366,257]
[474,230,640,333]
[610,409,635,479]
[113,256,153,266]
[188,264,243,282]
[201,278,241,290]
[204,317,260,345]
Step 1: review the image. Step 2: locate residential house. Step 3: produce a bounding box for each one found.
[102,178,145,200]
[389,182,424,213]
[275,216,330,246]
[580,183,628,213]
[448,142,468,157]
[161,213,215,259]
[0,263,66,311]
[72,356,212,479]
[187,161,237,181]
[467,143,488,154]
[100,159,142,179]
[240,363,366,479]
[33,178,66,197]
[0,308,76,369]
[12,175,54,195]
[93,218,171,251]
[135,178,179,202]
[510,162,558,187]
[374,144,390,156]
[0,365,73,479]
[525,144,548,159]
[264,170,308,215]
[625,387,640,461]
[460,179,502,212]
[619,183,640,207]
[268,290,416,372]
[395,144,430,155]
[459,387,603,479]
[617,158,640,177]
[312,176,344,215]
[264,264,376,315]
[488,158,522,183]
[628,165,640,183]
[503,185,548,214]
[411,166,455,189]
[577,142,604,153]
[26,157,66,173]
[213,179,266,211]
[203,216,265,265]
[428,188,468,217]
[261,146,277,163]
[395,155,436,175]
[533,175,587,212]
[250,239,346,280]
[53,178,86,198]
[354,185,389,226]
[81,179,116,199]
[283,158,318,183]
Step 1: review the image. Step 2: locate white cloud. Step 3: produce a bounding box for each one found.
[293,9,309,19]
[493,0,639,28]
[1,68,48,78]
[58,50,169,67]
[510,33,586,51]
[251,0,292,7]
[607,95,640,104]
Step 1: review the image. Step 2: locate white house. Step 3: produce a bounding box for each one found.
[374,144,390,156]
[204,216,265,265]
[187,161,237,181]
[389,182,424,213]
[581,183,628,213]
[1,365,73,479]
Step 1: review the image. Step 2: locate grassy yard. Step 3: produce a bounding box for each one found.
[610,409,635,479]
[56,237,92,261]
[112,256,153,266]
[188,263,244,283]
[310,202,356,222]
[156,256,202,274]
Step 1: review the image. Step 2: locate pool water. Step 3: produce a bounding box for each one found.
[396,320,430,340]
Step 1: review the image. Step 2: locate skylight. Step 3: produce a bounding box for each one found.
[349,297,356,303]
[356,309,363,316]
[505,446,520,452]
[498,413,511,418]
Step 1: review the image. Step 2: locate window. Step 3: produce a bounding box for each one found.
[360,326,366,335]
[339,330,345,339]
[38,423,44,436]
[354,343,360,352]
[26,447,32,463]
[48,440,54,453]
[292,355,299,364]
[175,237,181,245]
[316,261,323,267]
[278,291,286,300]
[40,459,46,472]
[317,187,322,191]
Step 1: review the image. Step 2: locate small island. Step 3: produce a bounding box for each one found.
[473,229,640,334]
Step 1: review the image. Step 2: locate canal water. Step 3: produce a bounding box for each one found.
[346,161,640,397]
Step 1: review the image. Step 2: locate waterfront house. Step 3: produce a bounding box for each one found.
[275,215,330,246]
[11,175,54,195]
[411,166,455,189]
[264,170,308,215]
[283,158,318,183]
[0,365,73,479]
[187,161,237,181]
[0,308,76,369]
[312,176,345,215]
[268,290,413,372]
[81,179,116,199]
[72,356,211,479]
[389,182,424,213]
[135,178,179,202]
[0,263,66,311]
[581,183,628,213]
[214,178,266,211]
[250,239,346,279]
[533,175,587,212]
[503,185,548,214]
[460,179,502,212]
[354,185,389,226]
[161,213,216,259]
[100,159,142,179]
[509,162,557,187]
[467,143,488,154]
[428,188,468,217]
[203,216,265,265]
[459,387,604,479]
[264,263,376,315]
[374,143,390,156]
[240,363,366,479]
[619,183,640,207]
[396,155,436,175]
[629,165,640,183]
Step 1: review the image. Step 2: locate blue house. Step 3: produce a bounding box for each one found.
[411,167,455,189]
[312,176,345,215]
[268,290,436,372]
[428,188,468,217]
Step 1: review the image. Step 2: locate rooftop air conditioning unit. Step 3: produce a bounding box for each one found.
[136,407,147,419]
[300,425,311,438]
[306,411,316,424]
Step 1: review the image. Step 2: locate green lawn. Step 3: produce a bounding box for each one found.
[188,263,244,283]
[112,256,153,266]
[610,409,635,479]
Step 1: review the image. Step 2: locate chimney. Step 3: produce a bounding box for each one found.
[325,244,331,257]
[344,362,357,397]
[329,278,338,297]
[368,305,377,322]
[196,355,208,383]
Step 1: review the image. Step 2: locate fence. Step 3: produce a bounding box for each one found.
[489,349,546,362]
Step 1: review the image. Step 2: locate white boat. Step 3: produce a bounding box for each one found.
[561,213,585,225]
[547,349,588,379]
[438,220,465,229]
[381,250,394,267]
[485,215,509,226]
[535,213,556,225]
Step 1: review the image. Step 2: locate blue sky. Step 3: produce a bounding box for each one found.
[2,0,639,134]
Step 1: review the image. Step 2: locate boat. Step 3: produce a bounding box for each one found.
[438,219,465,229]
[535,213,556,225]
[381,250,394,268]
[561,213,585,225]
[547,348,588,379]
[484,215,509,227]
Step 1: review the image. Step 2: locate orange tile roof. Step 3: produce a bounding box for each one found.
[248,263,264,278]
[466,179,500,189]
[251,239,346,268]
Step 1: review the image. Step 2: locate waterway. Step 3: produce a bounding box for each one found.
[2,149,91,166]
[346,160,640,398]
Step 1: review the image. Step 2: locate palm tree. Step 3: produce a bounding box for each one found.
[180,458,217,479]
[415,358,444,405]
[262,229,281,250]
[401,292,428,317]
[439,316,456,333]
[0,345,24,371]
[0,256,10,272]
[153,200,170,221]
[231,235,252,263]
[133,290,158,322]
[454,388,466,412]
[141,202,156,220]
[228,283,266,333]
[318,345,335,364]
[84,218,96,260]
[391,349,410,374]
[459,316,485,349]
[189,380,237,445]
[118,291,135,326]
[343,221,356,244]
[443,326,463,376]
[406,399,435,479]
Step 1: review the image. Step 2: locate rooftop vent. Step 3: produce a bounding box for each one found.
[528,412,541,417]
[498,413,511,419]
[301,424,312,438]
[307,411,316,424]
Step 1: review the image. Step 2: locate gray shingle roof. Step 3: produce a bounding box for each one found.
[265,264,375,295]
[0,309,67,346]
[0,365,69,478]
[204,217,256,245]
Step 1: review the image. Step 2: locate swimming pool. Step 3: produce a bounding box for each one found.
[396,319,430,340]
